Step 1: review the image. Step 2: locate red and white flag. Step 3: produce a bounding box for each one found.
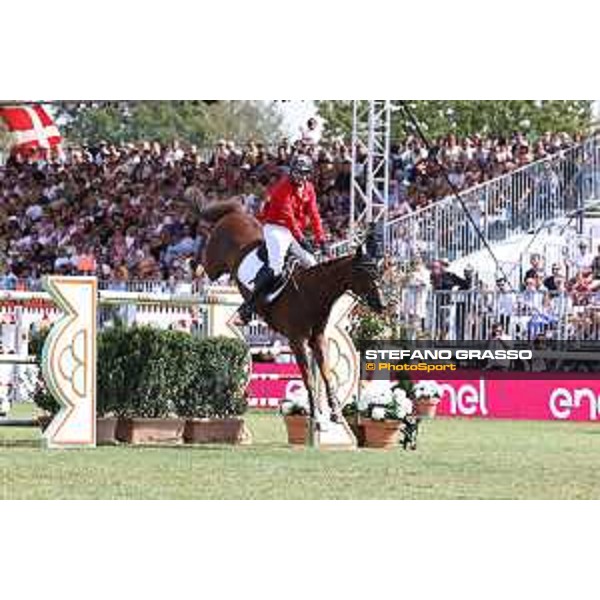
[0,104,62,157]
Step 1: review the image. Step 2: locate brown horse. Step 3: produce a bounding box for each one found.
[199,199,385,423]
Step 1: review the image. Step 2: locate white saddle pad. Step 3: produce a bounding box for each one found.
[237,247,263,292]
[236,248,287,303]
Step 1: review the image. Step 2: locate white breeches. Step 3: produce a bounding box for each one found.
[263,223,317,275]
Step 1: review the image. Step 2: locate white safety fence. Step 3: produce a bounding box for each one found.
[392,287,600,341]
[450,227,598,290]
[385,135,600,266]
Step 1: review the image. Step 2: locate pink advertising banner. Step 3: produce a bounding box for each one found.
[426,372,600,422]
[249,364,600,422]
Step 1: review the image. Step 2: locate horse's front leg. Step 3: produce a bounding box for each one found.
[309,331,341,423]
[289,338,319,423]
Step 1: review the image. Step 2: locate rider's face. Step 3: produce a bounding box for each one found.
[291,171,309,186]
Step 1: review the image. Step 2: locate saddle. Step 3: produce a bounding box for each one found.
[235,240,300,303]
[257,243,300,302]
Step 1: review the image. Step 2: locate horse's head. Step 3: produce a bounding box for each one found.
[349,245,385,313]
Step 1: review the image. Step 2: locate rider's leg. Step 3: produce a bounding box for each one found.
[238,224,294,324]
[263,224,294,276]
[288,237,317,268]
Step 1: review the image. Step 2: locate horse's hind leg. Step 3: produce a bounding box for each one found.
[309,331,341,423]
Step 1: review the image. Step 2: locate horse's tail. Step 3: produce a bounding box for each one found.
[199,199,244,223]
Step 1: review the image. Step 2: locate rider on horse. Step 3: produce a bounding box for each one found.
[238,154,327,324]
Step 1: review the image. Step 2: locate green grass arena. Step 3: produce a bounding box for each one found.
[2,405,599,499]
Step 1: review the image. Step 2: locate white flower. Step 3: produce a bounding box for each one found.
[364,380,395,405]
[281,383,310,416]
[396,397,414,418]
[391,388,407,403]
[414,381,441,399]
[357,394,370,413]
[371,406,386,421]
[378,393,393,406]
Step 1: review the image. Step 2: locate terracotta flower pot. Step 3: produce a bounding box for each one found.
[415,397,440,419]
[96,417,119,445]
[345,414,366,447]
[184,417,251,445]
[117,417,185,445]
[284,414,309,446]
[362,418,402,449]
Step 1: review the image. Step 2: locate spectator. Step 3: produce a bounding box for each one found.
[591,244,600,283]
[543,263,563,291]
[487,322,512,370]
[573,240,593,272]
[299,118,322,148]
[524,253,545,282]
[430,259,472,291]
[496,277,516,332]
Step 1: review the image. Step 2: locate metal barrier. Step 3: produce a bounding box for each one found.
[392,286,600,341]
[385,135,600,265]
[480,227,596,289]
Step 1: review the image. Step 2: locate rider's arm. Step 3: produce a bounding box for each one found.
[280,197,304,240]
[269,180,304,240]
[306,185,325,244]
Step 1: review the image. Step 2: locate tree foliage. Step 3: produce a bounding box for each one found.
[54,101,283,146]
[316,100,594,141]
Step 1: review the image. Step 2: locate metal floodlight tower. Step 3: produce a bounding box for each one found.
[349,100,391,243]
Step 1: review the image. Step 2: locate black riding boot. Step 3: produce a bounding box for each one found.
[238,266,277,325]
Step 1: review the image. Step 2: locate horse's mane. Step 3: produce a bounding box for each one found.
[352,254,379,279]
[199,198,244,224]
[299,251,378,282]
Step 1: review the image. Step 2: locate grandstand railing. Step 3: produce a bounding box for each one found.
[385,134,600,266]
[393,286,600,341]
[98,279,205,295]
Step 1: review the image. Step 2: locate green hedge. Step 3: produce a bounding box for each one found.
[30,327,250,419]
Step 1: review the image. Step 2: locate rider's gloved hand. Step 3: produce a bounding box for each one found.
[299,238,314,253]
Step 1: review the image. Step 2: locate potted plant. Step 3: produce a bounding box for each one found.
[413,381,442,418]
[177,336,252,445]
[342,397,365,447]
[114,327,190,445]
[359,381,414,449]
[280,386,310,446]
[95,325,131,444]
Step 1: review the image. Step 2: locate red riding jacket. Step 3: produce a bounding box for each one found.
[258,175,325,244]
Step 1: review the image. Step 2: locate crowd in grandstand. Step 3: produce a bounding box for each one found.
[394,243,600,342]
[387,130,581,217]
[0,116,583,287]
